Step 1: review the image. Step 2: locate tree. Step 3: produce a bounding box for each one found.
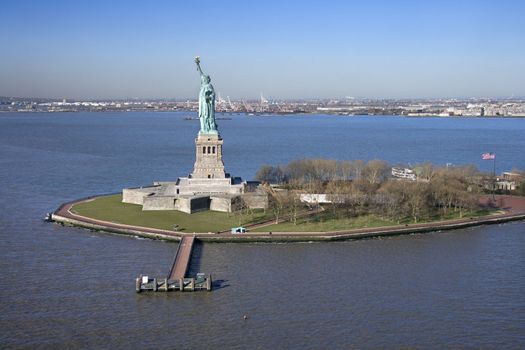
[230,197,246,226]
[325,180,353,219]
[415,162,435,182]
[350,160,365,180]
[287,190,302,225]
[264,187,291,224]
[377,180,409,223]
[338,160,353,181]
[405,182,430,223]
[258,158,485,225]
[255,165,286,184]
[363,159,390,184]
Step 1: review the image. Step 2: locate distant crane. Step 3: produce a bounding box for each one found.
[227,96,234,110]
[259,93,269,113]
[242,100,253,113]
[217,92,227,107]
[260,93,269,105]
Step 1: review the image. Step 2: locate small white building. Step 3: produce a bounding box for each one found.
[300,194,332,204]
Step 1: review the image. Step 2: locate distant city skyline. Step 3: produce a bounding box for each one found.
[1,0,524,99]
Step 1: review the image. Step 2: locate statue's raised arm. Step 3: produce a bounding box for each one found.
[195,56,204,77]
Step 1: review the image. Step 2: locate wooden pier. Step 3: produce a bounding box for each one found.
[136,236,212,293]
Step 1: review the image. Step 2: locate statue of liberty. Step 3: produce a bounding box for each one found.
[195,57,218,134]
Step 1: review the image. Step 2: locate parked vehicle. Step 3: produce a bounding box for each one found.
[231,227,247,234]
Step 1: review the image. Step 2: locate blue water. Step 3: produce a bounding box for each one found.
[0,112,524,349]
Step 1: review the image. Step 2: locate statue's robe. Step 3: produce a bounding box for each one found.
[199,82,216,133]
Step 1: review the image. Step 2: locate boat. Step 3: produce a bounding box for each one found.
[391,167,416,180]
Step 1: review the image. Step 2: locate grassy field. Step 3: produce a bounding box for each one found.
[253,208,493,232]
[72,194,496,233]
[253,214,396,232]
[71,194,270,232]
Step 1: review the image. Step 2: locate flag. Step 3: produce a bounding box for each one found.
[482,152,495,160]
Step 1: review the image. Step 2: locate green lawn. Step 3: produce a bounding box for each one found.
[73,194,498,233]
[72,194,270,233]
[253,208,494,232]
[253,214,396,232]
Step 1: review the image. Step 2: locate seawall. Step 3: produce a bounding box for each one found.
[51,194,525,243]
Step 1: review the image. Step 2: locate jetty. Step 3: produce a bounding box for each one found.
[135,236,212,293]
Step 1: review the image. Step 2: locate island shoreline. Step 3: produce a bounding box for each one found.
[51,194,525,243]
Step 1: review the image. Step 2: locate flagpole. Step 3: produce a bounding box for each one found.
[482,152,497,203]
[493,154,496,201]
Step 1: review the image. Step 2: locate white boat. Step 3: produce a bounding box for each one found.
[391,167,416,180]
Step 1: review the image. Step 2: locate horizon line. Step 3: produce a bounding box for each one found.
[2,95,525,102]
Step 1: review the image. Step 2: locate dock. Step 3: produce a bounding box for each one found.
[136,236,212,293]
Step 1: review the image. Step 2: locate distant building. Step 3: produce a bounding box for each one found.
[300,194,332,204]
[496,180,517,191]
[299,194,347,205]
[501,172,523,182]
[391,167,416,181]
[496,172,523,191]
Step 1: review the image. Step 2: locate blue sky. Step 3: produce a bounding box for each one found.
[1,0,524,99]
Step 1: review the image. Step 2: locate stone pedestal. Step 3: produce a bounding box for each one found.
[122,126,268,213]
[192,134,226,179]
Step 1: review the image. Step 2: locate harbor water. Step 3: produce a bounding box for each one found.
[0,112,524,349]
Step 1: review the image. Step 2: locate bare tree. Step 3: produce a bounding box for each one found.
[405,182,430,223]
[338,160,353,181]
[256,165,286,184]
[415,162,436,182]
[350,160,365,180]
[363,159,390,184]
[263,187,291,224]
[257,159,485,224]
[378,180,408,223]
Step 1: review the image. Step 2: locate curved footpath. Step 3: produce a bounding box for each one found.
[52,195,525,243]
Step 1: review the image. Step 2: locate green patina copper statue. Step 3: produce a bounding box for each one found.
[195,56,218,135]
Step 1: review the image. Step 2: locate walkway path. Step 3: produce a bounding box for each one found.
[168,236,195,280]
[53,196,181,239]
